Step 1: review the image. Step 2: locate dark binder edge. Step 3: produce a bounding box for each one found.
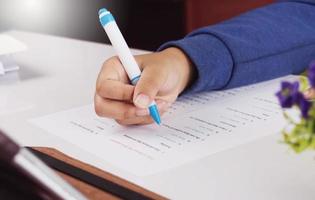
[26,147,153,200]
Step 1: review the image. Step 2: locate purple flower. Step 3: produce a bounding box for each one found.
[276,81,300,108]
[297,93,312,118]
[276,81,312,118]
[308,60,315,87]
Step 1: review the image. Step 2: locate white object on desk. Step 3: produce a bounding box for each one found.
[0,34,27,75]
[0,55,20,75]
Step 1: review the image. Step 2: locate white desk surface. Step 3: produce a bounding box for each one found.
[1,31,315,200]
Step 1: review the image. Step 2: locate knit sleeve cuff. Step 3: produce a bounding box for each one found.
[158,34,233,93]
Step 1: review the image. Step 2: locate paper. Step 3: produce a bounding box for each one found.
[30,76,294,175]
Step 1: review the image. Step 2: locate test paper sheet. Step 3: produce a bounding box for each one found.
[30,76,294,175]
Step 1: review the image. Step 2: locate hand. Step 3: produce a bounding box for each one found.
[94,47,195,125]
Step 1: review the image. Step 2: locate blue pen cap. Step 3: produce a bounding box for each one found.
[99,8,115,26]
[98,8,108,16]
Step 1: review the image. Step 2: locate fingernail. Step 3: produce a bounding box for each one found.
[136,108,149,116]
[134,94,150,108]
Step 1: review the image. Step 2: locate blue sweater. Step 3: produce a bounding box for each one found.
[159,0,315,93]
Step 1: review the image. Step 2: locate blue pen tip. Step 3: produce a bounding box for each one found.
[149,104,161,125]
[98,8,108,16]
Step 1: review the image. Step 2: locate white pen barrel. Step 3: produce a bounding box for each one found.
[99,8,161,124]
[104,22,141,81]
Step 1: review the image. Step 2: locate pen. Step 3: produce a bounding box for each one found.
[98,8,161,125]
[0,129,87,200]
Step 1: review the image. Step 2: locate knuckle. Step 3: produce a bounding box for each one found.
[96,82,105,95]
[94,96,110,118]
[94,100,103,117]
[122,107,134,119]
[103,56,118,65]
[101,56,120,74]
[115,119,128,126]
[103,56,120,69]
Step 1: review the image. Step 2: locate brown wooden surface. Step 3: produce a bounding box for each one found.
[32,147,167,200]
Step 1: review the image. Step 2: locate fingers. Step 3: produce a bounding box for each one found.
[115,100,171,125]
[95,54,176,125]
[96,79,134,101]
[96,56,134,101]
[133,65,169,108]
[115,107,168,126]
[97,56,129,83]
[116,116,154,126]
[95,94,170,124]
[95,94,136,120]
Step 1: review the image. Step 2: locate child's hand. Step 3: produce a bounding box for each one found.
[94,47,195,125]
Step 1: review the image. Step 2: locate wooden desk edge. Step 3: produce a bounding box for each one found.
[31,147,167,200]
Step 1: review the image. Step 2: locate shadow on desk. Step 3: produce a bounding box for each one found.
[0,66,45,85]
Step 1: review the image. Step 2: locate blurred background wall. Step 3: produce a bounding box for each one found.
[0,0,273,51]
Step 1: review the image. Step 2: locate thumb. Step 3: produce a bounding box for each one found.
[133,66,168,109]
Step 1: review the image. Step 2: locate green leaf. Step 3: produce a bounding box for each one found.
[299,75,309,92]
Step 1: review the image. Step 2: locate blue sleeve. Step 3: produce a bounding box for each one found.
[159,1,315,93]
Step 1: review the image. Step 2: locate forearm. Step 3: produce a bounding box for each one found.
[159,1,315,93]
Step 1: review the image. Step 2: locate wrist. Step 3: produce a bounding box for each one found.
[162,47,196,93]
